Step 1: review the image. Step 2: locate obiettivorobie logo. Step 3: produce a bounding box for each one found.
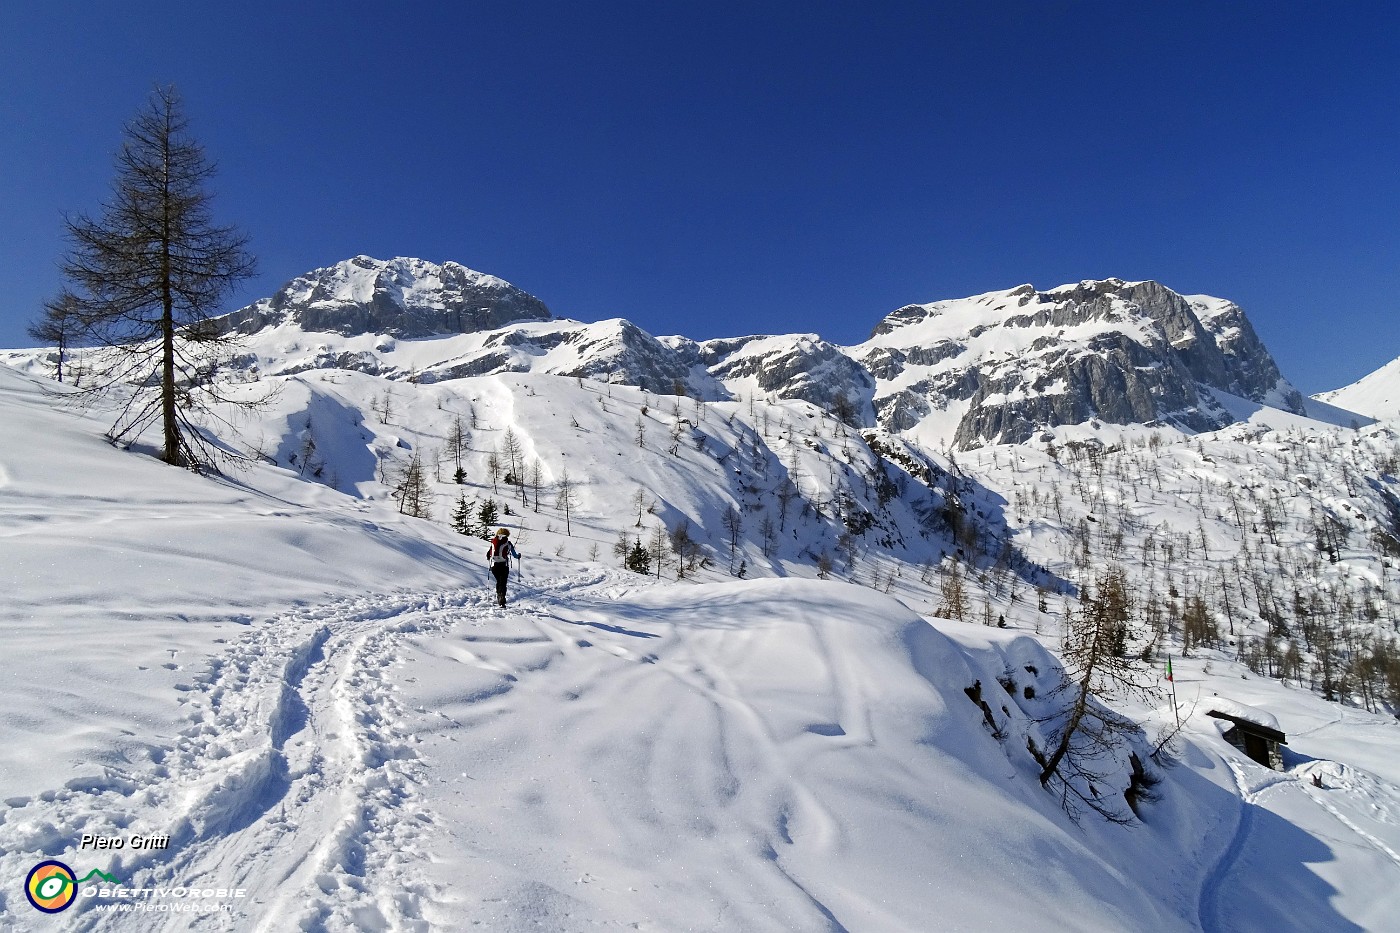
[24,860,121,914]
[23,840,247,916]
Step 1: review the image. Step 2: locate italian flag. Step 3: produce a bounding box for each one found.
[1165,658,1174,682]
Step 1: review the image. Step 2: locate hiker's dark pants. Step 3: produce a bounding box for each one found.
[491,563,509,604]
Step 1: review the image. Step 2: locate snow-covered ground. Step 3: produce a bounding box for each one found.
[3,361,1400,931]
[1321,354,1400,421]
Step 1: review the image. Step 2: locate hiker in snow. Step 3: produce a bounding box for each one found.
[487,528,520,607]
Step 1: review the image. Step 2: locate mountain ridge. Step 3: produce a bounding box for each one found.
[207,256,1353,449]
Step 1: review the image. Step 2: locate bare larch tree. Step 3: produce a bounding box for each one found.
[1036,567,1160,823]
[41,84,258,470]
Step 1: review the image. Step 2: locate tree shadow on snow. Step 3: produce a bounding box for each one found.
[562,617,659,639]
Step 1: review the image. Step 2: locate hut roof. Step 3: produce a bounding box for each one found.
[1207,698,1286,745]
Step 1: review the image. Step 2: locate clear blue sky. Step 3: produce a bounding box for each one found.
[2,1,1397,393]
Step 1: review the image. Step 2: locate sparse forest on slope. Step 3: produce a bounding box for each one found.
[11,256,1400,726]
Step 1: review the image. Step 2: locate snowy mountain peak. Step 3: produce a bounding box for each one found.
[224,255,552,339]
[855,278,1309,447]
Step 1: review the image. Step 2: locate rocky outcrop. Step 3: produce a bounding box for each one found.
[700,334,875,418]
[1192,296,1307,412]
[549,321,716,397]
[408,319,724,398]
[277,349,387,378]
[858,278,1306,448]
[223,256,552,338]
[949,337,1227,448]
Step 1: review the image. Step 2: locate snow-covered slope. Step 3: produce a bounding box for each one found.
[0,365,484,797]
[219,314,725,398]
[3,361,1399,932]
[1320,355,1400,421]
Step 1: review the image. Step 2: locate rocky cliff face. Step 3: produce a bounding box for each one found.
[854,278,1307,448]
[223,256,552,338]
[1189,293,1307,413]
[697,334,875,419]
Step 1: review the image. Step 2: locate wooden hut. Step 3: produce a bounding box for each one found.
[1207,703,1287,770]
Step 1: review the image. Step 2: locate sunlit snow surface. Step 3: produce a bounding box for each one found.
[1,363,1398,932]
[1321,354,1400,421]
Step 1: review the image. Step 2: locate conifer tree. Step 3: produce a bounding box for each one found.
[721,505,743,562]
[501,427,524,491]
[939,562,969,621]
[391,451,432,519]
[626,539,651,575]
[444,414,469,484]
[478,498,499,538]
[1036,567,1158,823]
[28,290,79,384]
[669,520,698,578]
[647,524,670,576]
[529,458,543,511]
[49,84,258,469]
[555,468,578,535]
[451,493,476,535]
[486,450,502,492]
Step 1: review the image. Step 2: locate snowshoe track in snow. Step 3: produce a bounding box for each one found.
[0,585,507,932]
